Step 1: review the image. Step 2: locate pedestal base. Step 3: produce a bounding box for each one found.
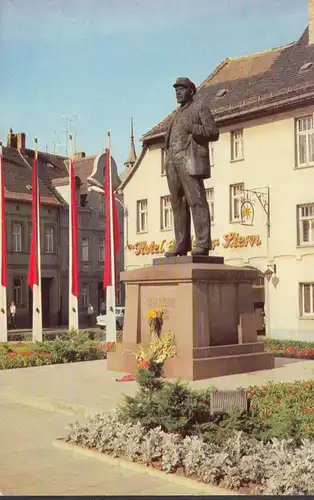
[108,342,274,381]
[108,257,274,381]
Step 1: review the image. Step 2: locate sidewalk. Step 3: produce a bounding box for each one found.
[0,398,207,496]
[1,358,314,416]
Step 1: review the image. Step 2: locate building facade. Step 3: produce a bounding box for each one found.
[120,4,314,341]
[3,130,124,329]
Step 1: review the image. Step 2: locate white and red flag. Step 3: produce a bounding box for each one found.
[103,133,120,340]
[27,138,42,340]
[0,142,7,340]
[68,134,79,331]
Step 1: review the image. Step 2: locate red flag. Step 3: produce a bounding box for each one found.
[27,153,39,290]
[70,159,79,297]
[103,148,120,293]
[0,149,7,287]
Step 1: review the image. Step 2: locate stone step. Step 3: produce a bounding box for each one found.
[193,342,264,359]
[193,351,274,380]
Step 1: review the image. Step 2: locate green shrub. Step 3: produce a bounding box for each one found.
[248,380,314,443]
[0,333,113,370]
[120,367,314,445]
[65,411,314,494]
[263,338,314,359]
[7,329,104,343]
[119,378,216,436]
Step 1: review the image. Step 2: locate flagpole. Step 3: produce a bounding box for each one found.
[32,137,43,341]
[68,134,79,331]
[106,132,116,342]
[0,142,7,342]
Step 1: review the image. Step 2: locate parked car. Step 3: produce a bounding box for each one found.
[96,306,125,331]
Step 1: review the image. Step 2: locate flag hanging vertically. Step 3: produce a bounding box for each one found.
[103,133,120,340]
[103,143,120,290]
[0,142,8,341]
[68,134,79,331]
[27,148,39,290]
[27,138,42,341]
[70,157,79,297]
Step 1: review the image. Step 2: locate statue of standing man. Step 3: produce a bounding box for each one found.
[164,77,219,257]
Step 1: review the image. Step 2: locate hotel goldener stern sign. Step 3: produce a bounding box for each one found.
[128,232,262,256]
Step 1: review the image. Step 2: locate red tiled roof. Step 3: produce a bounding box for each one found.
[4,190,61,206]
[3,147,61,204]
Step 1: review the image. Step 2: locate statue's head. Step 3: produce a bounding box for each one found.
[173,77,196,105]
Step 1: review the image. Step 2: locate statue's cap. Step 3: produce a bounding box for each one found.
[173,77,196,94]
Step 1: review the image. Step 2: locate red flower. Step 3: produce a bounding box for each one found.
[137,359,149,369]
[290,391,295,396]
[251,403,257,409]
[276,399,281,404]
[248,391,254,398]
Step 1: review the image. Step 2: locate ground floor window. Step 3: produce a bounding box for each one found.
[13,277,23,305]
[81,283,89,308]
[300,282,314,316]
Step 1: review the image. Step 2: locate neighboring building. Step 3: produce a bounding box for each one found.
[53,151,125,325]
[2,129,124,329]
[120,1,314,341]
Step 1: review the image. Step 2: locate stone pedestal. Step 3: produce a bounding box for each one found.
[107,256,274,381]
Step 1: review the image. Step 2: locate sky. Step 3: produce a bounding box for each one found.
[0,0,309,172]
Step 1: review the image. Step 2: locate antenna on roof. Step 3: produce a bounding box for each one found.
[62,115,77,157]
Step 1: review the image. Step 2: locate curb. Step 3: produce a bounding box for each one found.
[2,391,101,418]
[52,438,239,496]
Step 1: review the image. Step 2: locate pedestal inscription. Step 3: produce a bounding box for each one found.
[141,286,177,343]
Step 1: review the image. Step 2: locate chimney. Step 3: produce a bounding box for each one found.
[73,152,86,160]
[17,132,26,152]
[309,0,314,44]
[7,128,17,148]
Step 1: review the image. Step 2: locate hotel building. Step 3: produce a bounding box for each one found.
[120,1,314,341]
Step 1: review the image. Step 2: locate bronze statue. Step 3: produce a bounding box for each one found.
[164,77,219,257]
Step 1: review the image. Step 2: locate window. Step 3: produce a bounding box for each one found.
[12,223,22,252]
[161,149,166,175]
[99,194,105,216]
[296,116,314,167]
[300,283,314,316]
[300,62,313,72]
[45,226,54,253]
[230,183,244,221]
[209,143,215,166]
[82,237,89,261]
[81,283,89,308]
[99,237,105,262]
[161,195,173,230]
[215,88,227,98]
[298,204,314,244]
[205,188,214,223]
[231,130,244,161]
[13,277,23,305]
[28,224,32,251]
[136,199,148,233]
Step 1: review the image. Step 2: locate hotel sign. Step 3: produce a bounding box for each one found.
[127,232,262,256]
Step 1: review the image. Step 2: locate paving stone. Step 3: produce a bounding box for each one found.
[0,400,208,496]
